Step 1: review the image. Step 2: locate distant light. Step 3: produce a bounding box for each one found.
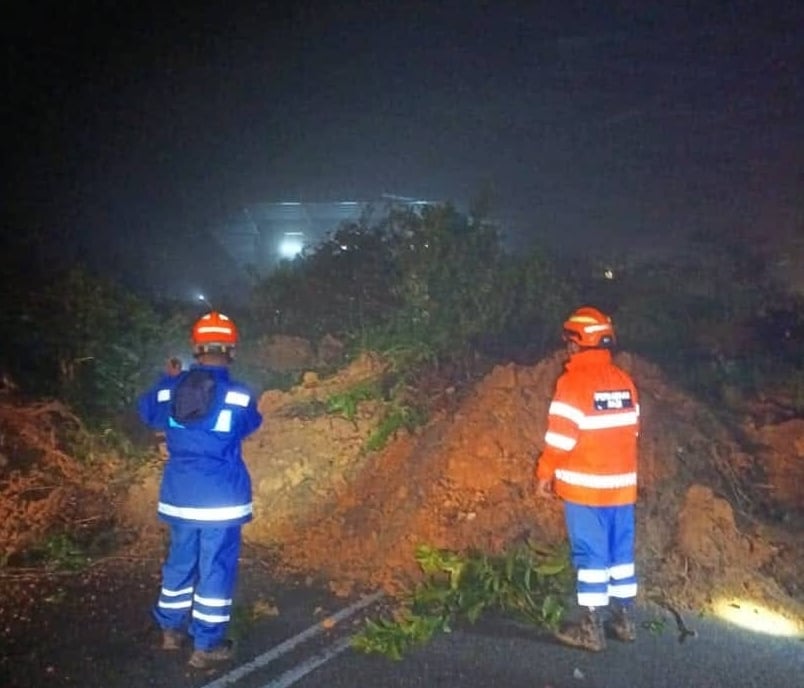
[197,293,213,309]
[604,269,615,280]
[339,244,349,251]
[713,598,802,637]
[279,201,301,206]
[279,238,304,258]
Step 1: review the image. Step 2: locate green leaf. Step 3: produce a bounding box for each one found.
[533,560,567,576]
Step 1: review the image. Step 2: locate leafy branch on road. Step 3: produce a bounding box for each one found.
[352,542,572,660]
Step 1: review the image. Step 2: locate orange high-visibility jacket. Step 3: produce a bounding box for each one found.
[536,348,640,506]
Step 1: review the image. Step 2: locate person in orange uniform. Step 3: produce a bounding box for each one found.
[535,306,640,652]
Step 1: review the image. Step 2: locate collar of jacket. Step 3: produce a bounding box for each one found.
[189,363,231,379]
[566,347,613,370]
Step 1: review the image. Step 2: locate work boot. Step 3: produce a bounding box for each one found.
[608,603,637,642]
[161,628,185,651]
[188,640,235,669]
[554,609,606,652]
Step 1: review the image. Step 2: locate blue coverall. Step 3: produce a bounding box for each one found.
[138,364,262,650]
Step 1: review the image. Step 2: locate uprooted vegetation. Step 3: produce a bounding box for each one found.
[351,543,574,660]
[0,399,133,568]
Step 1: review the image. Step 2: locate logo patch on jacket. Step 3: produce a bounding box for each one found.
[593,390,633,410]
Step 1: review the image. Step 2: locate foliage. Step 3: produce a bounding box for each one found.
[365,402,427,452]
[384,205,508,352]
[3,199,802,464]
[249,204,574,365]
[0,265,187,424]
[575,238,804,409]
[352,543,572,660]
[62,421,153,465]
[357,337,439,375]
[247,202,804,432]
[320,379,426,452]
[641,616,668,635]
[326,381,382,421]
[247,204,579,458]
[487,244,578,356]
[374,206,574,358]
[35,533,90,572]
[250,219,400,341]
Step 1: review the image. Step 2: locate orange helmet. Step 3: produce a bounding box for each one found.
[562,306,616,348]
[191,311,239,354]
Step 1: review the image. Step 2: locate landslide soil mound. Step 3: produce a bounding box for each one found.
[233,351,804,630]
[32,348,803,634]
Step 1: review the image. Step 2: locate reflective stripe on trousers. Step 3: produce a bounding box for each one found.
[153,524,242,650]
[563,502,637,608]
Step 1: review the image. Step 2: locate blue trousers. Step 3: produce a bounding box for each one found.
[563,502,637,609]
[153,524,241,650]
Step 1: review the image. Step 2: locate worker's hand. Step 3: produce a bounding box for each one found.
[535,478,555,499]
[165,357,182,377]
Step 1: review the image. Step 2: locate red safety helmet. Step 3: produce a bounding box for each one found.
[562,306,616,348]
[191,311,239,354]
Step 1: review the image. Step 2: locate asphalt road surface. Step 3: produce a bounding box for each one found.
[199,597,802,688]
[3,565,801,688]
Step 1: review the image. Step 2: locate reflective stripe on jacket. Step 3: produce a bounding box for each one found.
[536,348,639,506]
[137,364,263,527]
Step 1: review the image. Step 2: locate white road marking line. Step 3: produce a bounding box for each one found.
[259,635,353,688]
[199,591,383,688]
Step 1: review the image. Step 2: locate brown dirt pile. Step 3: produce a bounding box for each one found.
[0,399,124,564]
[239,351,803,629]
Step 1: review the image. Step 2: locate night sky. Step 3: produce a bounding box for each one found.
[4,1,803,290]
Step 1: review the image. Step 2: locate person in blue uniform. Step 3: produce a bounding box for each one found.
[137,310,262,669]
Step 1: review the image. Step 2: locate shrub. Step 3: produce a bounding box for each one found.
[0,265,186,424]
[249,204,573,366]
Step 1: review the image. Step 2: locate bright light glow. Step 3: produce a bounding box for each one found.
[278,238,304,258]
[604,268,615,279]
[713,598,802,637]
[197,293,213,309]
